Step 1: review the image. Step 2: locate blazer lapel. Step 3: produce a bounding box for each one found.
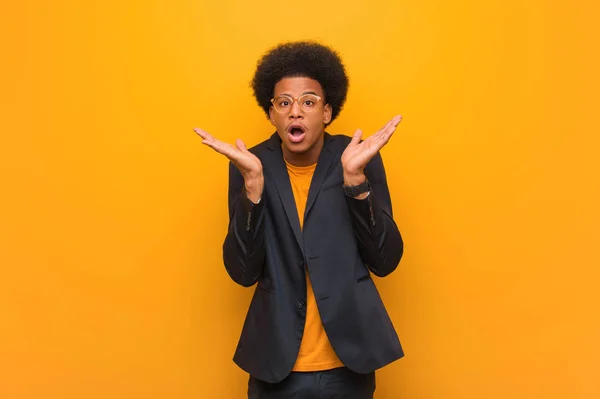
[305,133,337,220]
[265,133,303,250]
[265,133,339,251]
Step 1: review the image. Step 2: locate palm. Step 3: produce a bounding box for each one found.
[341,138,382,173]
[341,116,402,174]
[194,128,262,177]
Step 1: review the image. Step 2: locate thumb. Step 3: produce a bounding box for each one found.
[235,139,247,151]
[350,129,363,145]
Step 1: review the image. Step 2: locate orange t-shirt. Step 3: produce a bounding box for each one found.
[285,159,344,372]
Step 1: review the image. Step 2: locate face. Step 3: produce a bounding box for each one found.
[269,77,332,166]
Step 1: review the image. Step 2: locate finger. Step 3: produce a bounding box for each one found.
[210,140,237,157]
[193,127,211,140]
[236,139,247,152]
[376,115,402,143]
[366,129,393,152]
[372,128,394,148]
[198,133,234,156]
[384,115,403,138]
[391,115,402,127]
[193,128,229,152]
[192,128,244,161]
[350,129,363,145]
[195,129,219,147]
[375,115,402,137]
[376,119,394,135]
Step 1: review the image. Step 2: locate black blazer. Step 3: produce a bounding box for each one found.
[223,132,404,383]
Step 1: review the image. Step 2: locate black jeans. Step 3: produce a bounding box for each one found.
[248,367,376,399]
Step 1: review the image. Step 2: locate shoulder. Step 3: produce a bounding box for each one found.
[325,133,352,153]
[248,137,271,152]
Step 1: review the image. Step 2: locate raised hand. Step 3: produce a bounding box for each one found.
[194,127,264,203]
[341,115,402,186]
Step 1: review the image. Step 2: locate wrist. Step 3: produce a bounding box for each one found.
[245,174,264,204]
[343,171,366,186]
[343,173,370,200]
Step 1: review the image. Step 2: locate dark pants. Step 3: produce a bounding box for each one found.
[248,367,375,399]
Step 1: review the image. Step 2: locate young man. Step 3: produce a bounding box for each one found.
[194,41,404,398]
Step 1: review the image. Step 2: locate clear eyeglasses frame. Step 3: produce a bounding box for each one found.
[270,94,323,113]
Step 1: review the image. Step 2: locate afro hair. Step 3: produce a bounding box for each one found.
[251,41,349,126]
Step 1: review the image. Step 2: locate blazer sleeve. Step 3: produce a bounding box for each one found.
[222,161,266,287]
[345,152,404,277]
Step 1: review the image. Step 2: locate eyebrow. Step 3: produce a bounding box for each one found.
[278,91,319,97]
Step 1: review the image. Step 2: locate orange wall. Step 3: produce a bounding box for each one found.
[1,1,599,398]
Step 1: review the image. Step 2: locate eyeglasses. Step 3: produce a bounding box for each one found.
[270,94,323,114]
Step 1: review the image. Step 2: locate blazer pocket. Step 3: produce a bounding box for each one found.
[356,264,371,282]
[322,177,344,191]
[257,283,274,293]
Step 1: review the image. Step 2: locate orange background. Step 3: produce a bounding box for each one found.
[1,0,599,398]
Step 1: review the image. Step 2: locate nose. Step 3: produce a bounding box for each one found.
[289,100,303,119]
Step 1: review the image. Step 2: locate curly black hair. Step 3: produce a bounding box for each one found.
[251,41,349,125]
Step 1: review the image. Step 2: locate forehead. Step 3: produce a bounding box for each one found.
[273,77,324,96]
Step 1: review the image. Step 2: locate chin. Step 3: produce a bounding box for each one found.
[283,146,306,156]
[284,142,312,154]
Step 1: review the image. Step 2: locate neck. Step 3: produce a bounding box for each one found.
[282,135,324,166]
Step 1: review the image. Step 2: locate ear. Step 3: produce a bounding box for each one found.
[268,107,276,126]
[323,103,332,125]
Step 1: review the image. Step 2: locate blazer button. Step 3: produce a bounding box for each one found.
[297,301,306,310]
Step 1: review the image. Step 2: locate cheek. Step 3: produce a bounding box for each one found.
[269,109,281,126]
[308,115,326,132]
[271,116,284,129]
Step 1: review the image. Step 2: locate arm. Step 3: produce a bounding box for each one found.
[345,153,403,277]
[341,115,404,277]
[192,127,265,287]
[222,161,266,287]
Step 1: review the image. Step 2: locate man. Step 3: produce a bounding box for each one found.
[194,41,404,398]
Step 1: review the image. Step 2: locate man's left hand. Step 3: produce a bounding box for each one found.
[341,115,402,188]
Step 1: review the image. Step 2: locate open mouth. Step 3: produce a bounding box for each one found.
[288,126,306,144]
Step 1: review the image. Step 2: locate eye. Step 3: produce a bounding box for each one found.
[278,99,291,107]
[303,100,315,106]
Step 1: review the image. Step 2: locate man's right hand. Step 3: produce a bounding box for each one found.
[194,128,264,203]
